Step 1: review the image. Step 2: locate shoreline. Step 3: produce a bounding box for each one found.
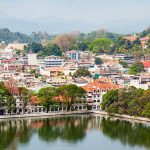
[0,111,92,120]
[1,110,150,124]
[93,111,150,124]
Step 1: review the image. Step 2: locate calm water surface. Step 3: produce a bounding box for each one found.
[0,115,150,150]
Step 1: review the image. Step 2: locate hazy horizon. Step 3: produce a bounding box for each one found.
[0,0,150,34]
[0,0,149,23]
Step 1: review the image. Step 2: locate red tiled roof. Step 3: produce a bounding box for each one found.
[143,61,150,68]
[82,80,120,92]
[124,36,138,42]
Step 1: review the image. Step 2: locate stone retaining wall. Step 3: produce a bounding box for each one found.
[1,110,150,124]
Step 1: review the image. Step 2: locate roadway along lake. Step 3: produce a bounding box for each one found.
[0,115,150,150]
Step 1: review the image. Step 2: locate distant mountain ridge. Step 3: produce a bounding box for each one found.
[0,28,54,44]
[0,11,150,34]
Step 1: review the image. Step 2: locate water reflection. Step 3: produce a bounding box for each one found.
[0,115,150,150]
[100,117,150,148]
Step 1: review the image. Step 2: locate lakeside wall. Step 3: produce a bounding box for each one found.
[1,110,150,124]
[0,111,91,120]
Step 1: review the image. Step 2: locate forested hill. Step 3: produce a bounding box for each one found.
[0,27,150,44]
[0,28,54,44]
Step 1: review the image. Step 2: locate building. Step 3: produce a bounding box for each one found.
[41,67,65,77]
[143,61,150,73]
[82,79,120,110]
[66,50,80,60]
[0,48,14,59]
[129,75,149,90]
[44,56,64,67]
[7,43,27,51]
[28,53,37,66]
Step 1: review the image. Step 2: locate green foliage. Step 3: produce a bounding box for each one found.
[0,28,31,44]
[133,38,141,45]
[115,37,133,52]
[90,38,113,53]
[40,43,62,56]
[58,84,85,110]
[140,27,150,37]
[0,82,15,114]
[101,117,150,148]
[95,57,103,65]
[37,87,57,112]
[101,90,118,110]
[119,60,128,68]
[0,28,54,44]
[24,42,43,53]
[73,68,91,78]
[30,31,55,43]
[142,102,150,117]
[129,62,144,75]
[18,87,30,112]
[101,87,150,118]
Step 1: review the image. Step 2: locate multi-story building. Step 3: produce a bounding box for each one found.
[82,79,120,110]
[129,75,150,90]
[66,50,80,60]
[28,53,37,66]
[44,56,64,67]
[0,48,14,59]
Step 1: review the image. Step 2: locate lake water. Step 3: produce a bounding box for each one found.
[0,115,150,150]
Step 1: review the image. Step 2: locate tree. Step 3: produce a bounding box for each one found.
[119,60,128,68]
[73,68,91,78]
[90,38,112,53]
[142,102,150,117]
[95,57,103,65]
[18,87,30,113]
[4,79,19,114]
[129,62,144,75]
[101,89,118,110]
[37,87,57,112]
[0,82,14,114]
[53,34,75,52]
[41,43,62,56]
[24,42,43,53]
[134,38,141,45]
[58,84,85,111]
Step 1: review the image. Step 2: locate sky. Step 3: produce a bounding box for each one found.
[0,0,150,23]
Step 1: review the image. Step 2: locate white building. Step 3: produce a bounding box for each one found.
[129,76,149,90]
[28,53,37,66]
[82,79,120,110]
[66,50,80,60]
[0,48,14,59]
[44,56,64,67]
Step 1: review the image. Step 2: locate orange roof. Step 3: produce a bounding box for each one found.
[82,80,119,92]
[30,96,41,104]
[53,95,64,102]
[124,36,138,42]
[143,61,150,68]
[98,78,112,83]
[82,86,96,92]
[47,67,64,72]
[104,59,119,64]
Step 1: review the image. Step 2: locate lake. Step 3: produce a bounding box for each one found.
[0,114,150,150]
